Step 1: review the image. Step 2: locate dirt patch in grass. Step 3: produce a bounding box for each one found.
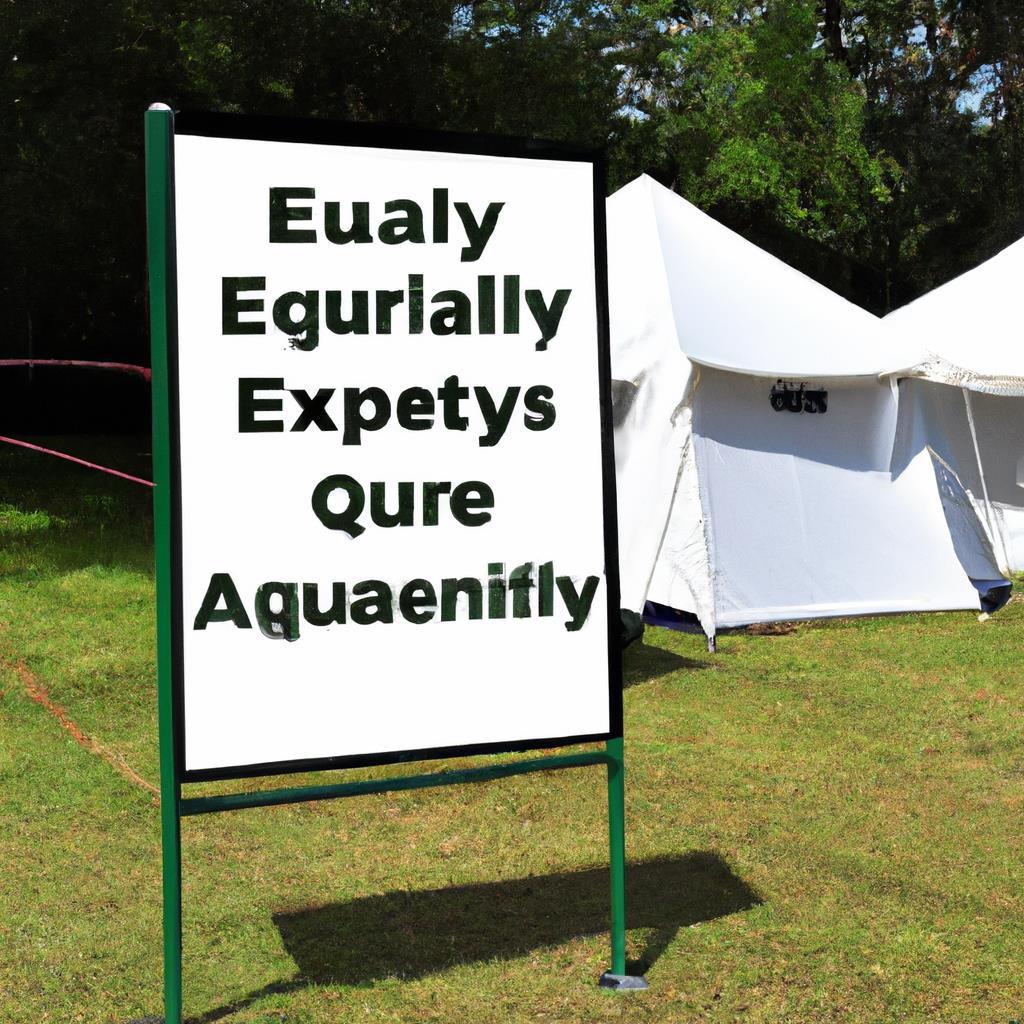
[1,653,158,801]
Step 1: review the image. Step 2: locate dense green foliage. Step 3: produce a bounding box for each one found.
[3,1,1024,429]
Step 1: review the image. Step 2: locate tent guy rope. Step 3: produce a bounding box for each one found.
[0,436,154,488]
[0,359,155,485]
[0,358,152,380]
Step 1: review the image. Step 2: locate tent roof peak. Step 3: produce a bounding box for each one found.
[609,175,919,379]
[884,234,1024,393]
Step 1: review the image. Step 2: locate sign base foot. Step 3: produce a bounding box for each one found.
[598,971,649,991]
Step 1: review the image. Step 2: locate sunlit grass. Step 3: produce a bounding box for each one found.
[1,437,1022,1023]
[0,502,66,535]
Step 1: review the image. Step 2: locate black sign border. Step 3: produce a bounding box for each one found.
[165,109,623,783]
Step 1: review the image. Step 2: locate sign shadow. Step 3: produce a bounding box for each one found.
[186,851,759,1021]
[276,850,760,984]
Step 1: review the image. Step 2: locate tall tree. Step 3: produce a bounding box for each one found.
[3,0,1024,430]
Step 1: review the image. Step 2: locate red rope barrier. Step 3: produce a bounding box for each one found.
[0,359,152,381]
[0,435,154,488]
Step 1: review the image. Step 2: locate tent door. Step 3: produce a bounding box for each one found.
[962,387,1012,572]
[926,444,1010,611]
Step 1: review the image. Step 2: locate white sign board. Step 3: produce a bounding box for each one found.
[166,113,620,780]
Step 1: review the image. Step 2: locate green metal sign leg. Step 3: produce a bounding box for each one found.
[599,736,648,991]
[607,736,627,975]
[146,102,184,1023]
[161,782,183,1022]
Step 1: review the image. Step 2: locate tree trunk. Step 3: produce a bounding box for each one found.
[821,0,850,69]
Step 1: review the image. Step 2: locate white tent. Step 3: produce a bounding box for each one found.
[885,237,1024,573]
[608,175,993,640]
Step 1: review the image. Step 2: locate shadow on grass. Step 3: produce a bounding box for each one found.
[622,640,710,687]
[186,852,760,1022]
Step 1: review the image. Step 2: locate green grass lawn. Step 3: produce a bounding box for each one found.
[1,437,1022,1023]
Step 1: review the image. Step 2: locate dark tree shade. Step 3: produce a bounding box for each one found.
[2,2,1022,431]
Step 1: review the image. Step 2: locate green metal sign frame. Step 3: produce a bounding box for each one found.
[145,103,645,1023]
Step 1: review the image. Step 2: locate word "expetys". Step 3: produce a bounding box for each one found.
[239,375,555,446]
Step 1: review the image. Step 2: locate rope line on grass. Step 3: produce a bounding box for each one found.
[2,656,160,803]
[0,435,155,488]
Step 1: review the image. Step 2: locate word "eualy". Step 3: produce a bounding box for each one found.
[270,187,503,262]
